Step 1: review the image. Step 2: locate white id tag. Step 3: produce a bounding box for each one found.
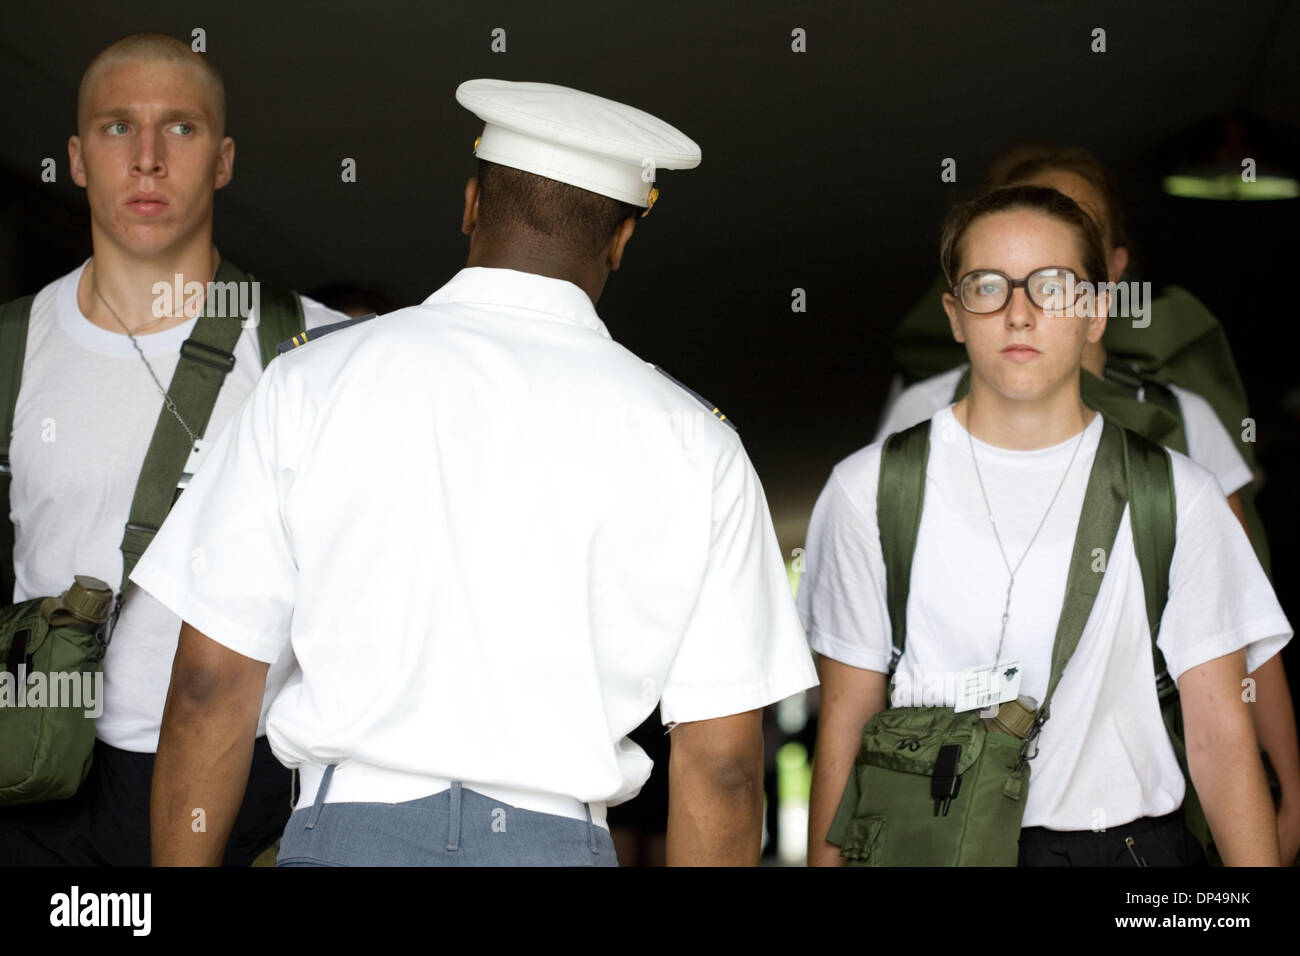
[954,660,1023,713]
[177,439,211,489]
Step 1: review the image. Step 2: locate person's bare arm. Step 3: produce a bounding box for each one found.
[1249,654,1300,864]
[665,708,764,866]
[1224,490,1299,863]
[1226,491,1247,531]
[151,622,268,866]
[1180,648,1280,866]
[808,656,888,867]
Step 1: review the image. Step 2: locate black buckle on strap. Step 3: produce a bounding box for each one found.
[180,338,236,373]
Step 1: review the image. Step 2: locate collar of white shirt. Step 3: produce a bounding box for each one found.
[423,266,612,340]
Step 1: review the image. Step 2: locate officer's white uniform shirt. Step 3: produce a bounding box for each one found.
[797,405,1291,831]
[131,266,817,823]
[10,260,345,752]
[875,365,1254,495]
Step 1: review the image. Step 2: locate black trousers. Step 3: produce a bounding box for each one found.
[0,736,290,866]
[1018,810,1208,867]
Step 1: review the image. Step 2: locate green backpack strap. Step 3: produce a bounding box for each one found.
[209,259,305,366]
[1122,427,1176,682]
[114,260,303,629]
[254,283,304,367]
[0,295,35,605]
[1038,419,1129,722]
[116,306,245,616]
[877,420,931,671]
[1123,427,1212,853]
[877,417,1133,732]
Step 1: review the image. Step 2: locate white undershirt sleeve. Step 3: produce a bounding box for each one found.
[1156,462,1291,684]
[796,463,894,674]
[1170,384,1253,496]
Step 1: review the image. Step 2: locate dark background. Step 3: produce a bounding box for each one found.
[1,0,1297,608]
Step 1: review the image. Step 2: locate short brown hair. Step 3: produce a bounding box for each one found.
[78,33,226,136]
[939,185,1108,290]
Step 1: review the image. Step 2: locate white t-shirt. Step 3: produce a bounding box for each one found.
[130,266,818,812]
[797,405,1291,831]
[875,365,1254,496]
[9,260,345,752]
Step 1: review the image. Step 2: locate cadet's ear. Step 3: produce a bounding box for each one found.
[69,135,86,188]
[606,217,636,271]
[1108,244,1130,282]
[214,136,235,190]
[1087,287,1109,344]
[462,177,481,236]
[942,291,966,344]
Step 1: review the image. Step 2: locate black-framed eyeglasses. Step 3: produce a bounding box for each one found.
[950,267,1081,315]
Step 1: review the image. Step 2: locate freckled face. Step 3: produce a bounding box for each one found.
[944,209,1105,403]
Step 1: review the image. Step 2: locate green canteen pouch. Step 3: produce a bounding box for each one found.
[0,587,108,806]
[829,706,1030,866]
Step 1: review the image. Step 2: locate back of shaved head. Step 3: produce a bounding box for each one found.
[77,32,226,136]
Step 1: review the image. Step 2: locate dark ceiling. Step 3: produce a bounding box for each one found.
[2,0,1299,552]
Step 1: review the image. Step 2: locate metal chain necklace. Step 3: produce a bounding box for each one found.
[966,403,1089,664]
[91,262,216,446]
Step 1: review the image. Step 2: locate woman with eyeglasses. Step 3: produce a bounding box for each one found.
[876,148,1300,867]
[799,185,1290,866]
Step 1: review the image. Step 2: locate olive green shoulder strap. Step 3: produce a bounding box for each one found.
[1122,426,1177,697]
[876,420,931,670]
[877,418,1137,728]
[0,294,35,603]
[254,284,304,367]
[209,260,305,367]
[1039,420,1129,720]
[116,302,245,610]
[116,262,301,629]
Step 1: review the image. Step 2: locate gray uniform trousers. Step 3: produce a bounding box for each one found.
[276,765,619,867]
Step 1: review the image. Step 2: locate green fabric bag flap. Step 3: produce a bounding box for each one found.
[859,706,988,775]
[0,597,104,805]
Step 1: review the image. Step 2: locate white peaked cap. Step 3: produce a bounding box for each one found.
[455,79,701,210]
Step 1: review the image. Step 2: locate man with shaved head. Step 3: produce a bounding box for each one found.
[0,33,346,865]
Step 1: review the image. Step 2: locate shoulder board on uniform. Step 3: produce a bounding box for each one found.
[648,363,737,432]
[276,312,378,356]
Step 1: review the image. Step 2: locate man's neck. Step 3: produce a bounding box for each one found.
[465,239,606,307]
[955,375,1095,451]
[78,237,219,336]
